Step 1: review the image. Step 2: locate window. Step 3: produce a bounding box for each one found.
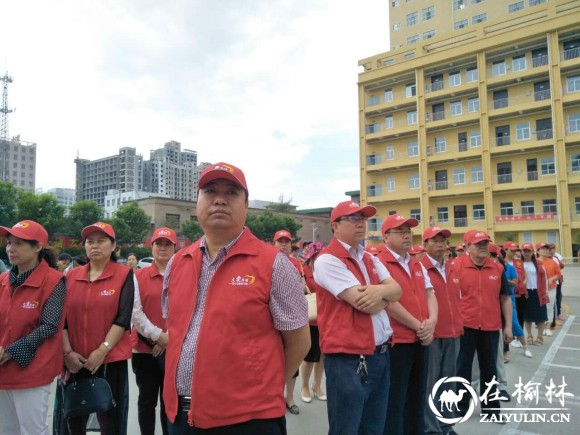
[407,34,419,44]
[406,83,416,97]
[536,118,553,140]
[385,115,394,129]
[492,60,506,76]
[472,13,487,24]
[466,67,478,82]
[454,168,466,185]
[385,88,394,102]
[387,177,396,192]
[432,103,445,121]
[512,54,527,71]
[534,80,550,101]
[407,141,419,157]
[529,0,546,5]
[453,0,466,10]
[493,89,508,109]
[497,162,512,183]
[407,110,417,125]
[386,145,395,160]
[508,2,525,13]
[473,204,485,220]
[471,165,483,182]
[468,97,479,112]
[470,131,481,147]
[368,218,381,231]
[543,199,557,214]
[368,95,379,106]
[516,122,531,140]
[567,75,580,94]
[437,207,449,222]
[423,30,436,40]
[569,113,580,133]
[410,208,421,221]
[563,39,580,61]
[532,48,548,67]
[431,75,443,91]
[409,173,420,189]
[521,200,535,216]
[472,0,484,3]
[450,101,462,116]
[449,71,461,87]
[500,202,514,216]
[392,0,400,6]
[455,19,468,30]
[571,153,580,172]
[392,23,401,31]
[404,53,416,60]
[458,132,468,151]
[576,197,580,214]
[541,157,555,175]
[366,123,379,134]
[435,136,446,153]
[407,11,418,26]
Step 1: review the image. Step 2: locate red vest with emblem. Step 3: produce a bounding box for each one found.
[65,261,132,363]
[454,255,503,331]
[314,238,379,355]
[163,228,286,429]
[511,258,528,297]
[131,263,166,353]
[420,256,463,338]
[378,248,429,344]
[0,261,64,389]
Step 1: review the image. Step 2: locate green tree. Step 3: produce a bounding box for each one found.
[245,210,302,242]
[181,219,203,243]
[265,194,297,213]
[110,202,151,246]
[65,200,105,236]
[16,191,65,235]
[0,181,20,226]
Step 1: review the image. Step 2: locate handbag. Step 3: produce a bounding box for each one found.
[306,293,317,321]
[63,374,116,418]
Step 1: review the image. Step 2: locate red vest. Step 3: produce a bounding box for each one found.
[65,261,132,363]
[454,255,503,331]
[163,228,286,429]
[420,256,463,339]
[511,258,528,297]
[533,259,549,306]
[0,261,64,389]
[378,249,429,344]
[315,238,379,355]
[131,263,166,353]
[289,256,304,276]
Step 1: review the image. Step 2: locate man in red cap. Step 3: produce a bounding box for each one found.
[161,162,310,433]
[420,226,463,435]
[409,244,425,260]
[313,201,401,434]
[377,214,437,435]
[454,230,513,420]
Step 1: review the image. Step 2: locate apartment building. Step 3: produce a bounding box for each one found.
[0,137,36,191]
[359,0,580,257]
[47,187,76,214]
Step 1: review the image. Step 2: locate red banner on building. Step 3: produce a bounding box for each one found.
[495,214,555,223]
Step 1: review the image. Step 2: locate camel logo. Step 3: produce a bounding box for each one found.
[229,275,256,286]
[428,376,479,424]
[214,164,234,174]
[14,221,30,229]
[100,289,116,296]
[21,300,39,309]
[158,229,171,236]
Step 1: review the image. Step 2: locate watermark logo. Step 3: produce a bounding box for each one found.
[428,376,479,424]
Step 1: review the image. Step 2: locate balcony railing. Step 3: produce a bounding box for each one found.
[537,129,553,140]
[426,111,446,122]
[562,47,580,61]
[532,55,549,68]
[425,81,444,93]
[496,135,510,146]
[495,170,555,184]
[454,217,468,227]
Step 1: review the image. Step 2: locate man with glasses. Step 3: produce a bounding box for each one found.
[455,230,513,420]
[377,214,437,435]
[313,201,401,435]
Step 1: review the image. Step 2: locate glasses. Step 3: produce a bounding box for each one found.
[337,215,368,223]
[522,249,532,253]
[387,229,413,236]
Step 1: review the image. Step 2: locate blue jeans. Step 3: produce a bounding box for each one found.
[324,349,390,435]
[386,342,428,435]
[167,414,286,435]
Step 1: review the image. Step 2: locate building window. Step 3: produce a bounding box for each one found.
[387,177,396,192]
[569,113,580,133]
[468,97,479,112]
[368,95,380,106]
[385,88,394,102]
[498,162,512,183]
[543,199,557,214]
[386,145,395,160]
[521,200,535,216]
[516,122,531,140]
[449,71,461,87]
[431,74,444,91]
[470,131,481,147]
[453,0,467,10]
[407,34,419,44]
[512,54,527,71]
[407,11,418,26]
[473,204,485,220]
[466,67,478,82]
[423,30,436,40]
[492,60,506,76]
[450,101,462,116]
[422,6,435,20]
[571,153,580,172]
[409,173,420,189]
[407,110,418,125]
[392,0,400,6]
[567,76,580,93]
[508,2,525,13]
[455,19,468,30]
[404,53,416,60]
[472,13,487,24]
[541,157,555,175]
[385,115,394,129]
[407,141,419,157]
[576,197,580,214]
[500,202,514,216]
[472,0,484,3]
[368,218,381,231]
[438,207,449,222]
[410,208,421,221]
[366,123,379,134]
[454,168,466,184]
[529,0,545,5]
[435,137,446,153]
[392,22,401,31]
[471,165,483,183]
[406,83,416,97]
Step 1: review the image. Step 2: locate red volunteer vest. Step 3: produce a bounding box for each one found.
[533,259,549,306]
[511,258,528,297]
[289,256,304,276]
[65,261,132,363]
[131,263,166,353]
[315,238,379,355]
[0,261,64,389]
[163,228,286,429]
[378,248,429,344]
[420,256,463,339]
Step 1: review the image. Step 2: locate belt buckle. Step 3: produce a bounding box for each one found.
[377,344,388,354]
[180,396,191,412]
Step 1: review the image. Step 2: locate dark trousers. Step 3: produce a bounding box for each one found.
[167,415,286,435]
[132,352,168,435]
[552,282,563,326]
[515,296,527,331]
[386,342,428,435]
[457,328,500,417]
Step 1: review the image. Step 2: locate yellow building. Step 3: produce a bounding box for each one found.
[358,0,580,258]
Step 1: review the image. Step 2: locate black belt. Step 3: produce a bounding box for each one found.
[375,342,389,354]
[178,396,191,412]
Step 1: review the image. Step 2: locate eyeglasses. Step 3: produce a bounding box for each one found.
[337,215,368,223]
[522,249,532,252]
[387,229,413,236]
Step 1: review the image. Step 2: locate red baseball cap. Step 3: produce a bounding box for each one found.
[455,244,465,252]
[547,243,556,249]
[422,226,452,242]
[274,230,292,242]
[463,229,491,244]
[503,242,519,251]
[488,243,501,254]
[198,162,248,193]
[381,214,419,234]
[81,222,116,240]
[0,220,48,247]
[521,243,534,251]
[409,244,425,255]
[330,201,376,222]
[151,227,177,245]
[535,242,550,250]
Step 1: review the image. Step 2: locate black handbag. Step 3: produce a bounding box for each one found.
[63,374,116,418]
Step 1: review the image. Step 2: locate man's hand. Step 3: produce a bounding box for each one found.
[503,326,513,344]
[152,343,165,357]
[417,318,436,343]
[355,285,386,312]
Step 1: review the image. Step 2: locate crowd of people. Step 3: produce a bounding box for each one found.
[0,160,567,435]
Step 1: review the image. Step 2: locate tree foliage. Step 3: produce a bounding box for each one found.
[181,219,203,243]
[264,194,297,212]
[0,181,20,226]
[109,202,151,246]
[16,191,65,235]
[245,210,302,242]
[65,200,105,236]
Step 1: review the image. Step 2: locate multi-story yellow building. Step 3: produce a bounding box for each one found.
[358,0,580,258]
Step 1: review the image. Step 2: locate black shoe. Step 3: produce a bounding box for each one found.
[444,431,458,435]
[498,389,511,402]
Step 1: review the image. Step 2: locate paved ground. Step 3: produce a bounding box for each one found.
[48,265,580,434]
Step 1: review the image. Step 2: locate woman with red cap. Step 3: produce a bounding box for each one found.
[62,222,134,434]
[0,220,66,435]
[131,227,177,435]
[520,243,549,345]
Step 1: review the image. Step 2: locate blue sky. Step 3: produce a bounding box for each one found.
[1,0,390,209]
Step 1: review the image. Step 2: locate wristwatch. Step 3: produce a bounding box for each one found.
[102,341,112,351]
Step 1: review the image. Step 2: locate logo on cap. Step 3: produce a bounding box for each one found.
[158,229,171,236]
[214,164,234,174]
[14,221,30,229]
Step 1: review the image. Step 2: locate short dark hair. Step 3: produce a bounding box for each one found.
[58,253,72,262]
